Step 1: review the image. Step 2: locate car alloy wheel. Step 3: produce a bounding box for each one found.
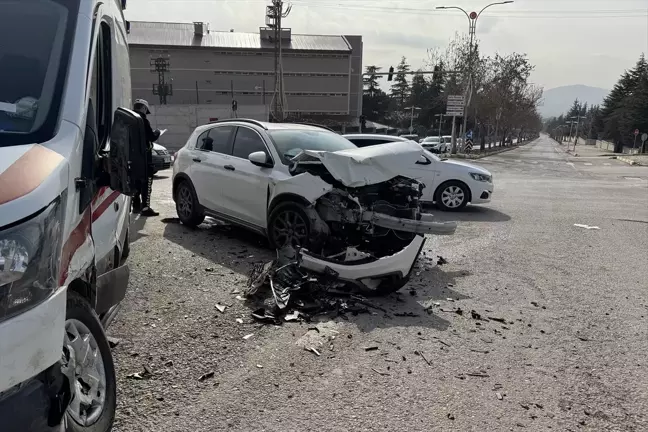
[176,184,194,220]
[63,319,107,427]
[441,185,465,209]
[271,209,309,248]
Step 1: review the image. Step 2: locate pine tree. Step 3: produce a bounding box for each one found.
[363,65,381,97]
[390,57,411,106]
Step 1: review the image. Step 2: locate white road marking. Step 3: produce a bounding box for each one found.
[584,163,593,166]
[566,162,575,168]
[603,163,611,166]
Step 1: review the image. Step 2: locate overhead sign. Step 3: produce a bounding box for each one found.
[446,95,465,117]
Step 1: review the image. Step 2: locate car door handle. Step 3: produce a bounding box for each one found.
[192,158,202,162]
[224,165,235,171]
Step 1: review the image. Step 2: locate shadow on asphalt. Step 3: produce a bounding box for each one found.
[129,213,149,243]
[161,216,471,333]
[430,205,512,223]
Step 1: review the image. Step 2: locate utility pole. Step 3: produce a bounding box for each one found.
[150,53,172,105]
[404,106,421,134]
[435,114,444,140]
[267,0,292,122]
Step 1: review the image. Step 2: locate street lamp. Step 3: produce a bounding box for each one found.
[436,1,514,154]
[403,106,422,135]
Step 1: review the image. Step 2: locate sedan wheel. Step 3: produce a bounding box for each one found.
[436,181,469,211]
[175,181,205,227]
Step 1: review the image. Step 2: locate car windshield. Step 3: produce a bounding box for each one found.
[423,137,440,143]
[268,128,357,164]
[0,0,77,147]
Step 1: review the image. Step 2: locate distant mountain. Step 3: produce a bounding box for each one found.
[539,85,609,118]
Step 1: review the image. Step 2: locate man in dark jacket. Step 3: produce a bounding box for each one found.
[133,99,161,216]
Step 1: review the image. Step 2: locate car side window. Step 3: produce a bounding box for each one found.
[197,126,234,154]
[232,127,268,159]
[196,130,210,150]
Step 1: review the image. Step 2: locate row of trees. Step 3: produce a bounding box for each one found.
[545,100,600,143]
[362,33,544,147]
[545,54,647,151]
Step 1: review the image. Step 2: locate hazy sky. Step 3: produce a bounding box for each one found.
[127,0,648,91]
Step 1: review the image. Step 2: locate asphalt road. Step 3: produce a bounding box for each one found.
[110,135,648,432]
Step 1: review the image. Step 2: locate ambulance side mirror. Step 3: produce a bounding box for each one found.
[107,108,147,195]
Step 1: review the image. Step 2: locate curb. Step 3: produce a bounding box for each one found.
[617,156,644,166]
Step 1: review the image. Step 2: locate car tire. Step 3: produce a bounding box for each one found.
[435,180,469,211]
[175,180,205,227]
[64,292,116,432]
[121,230,130,261]
[267,202,311,250]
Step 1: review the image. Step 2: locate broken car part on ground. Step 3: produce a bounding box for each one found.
[249,141,458,313]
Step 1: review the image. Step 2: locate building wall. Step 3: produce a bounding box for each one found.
[147,103,268,151]
[344,35,363,119]
[130,46,356,115]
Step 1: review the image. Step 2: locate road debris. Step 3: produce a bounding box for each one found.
[496,392,504,400]
[364,346,379,352]
[437,256,448,266]
[215,304,227,313]
[414,350,432,366]
[107,337,121,348]
[242,333,254,340]
[466,372,490,378]
[574,224,600,230]
[236,318,244,324]
[394,312,419,317]
[306,347,321,356]
[488,316,507,323]
[198,371,215,382]
[371,368,391,376]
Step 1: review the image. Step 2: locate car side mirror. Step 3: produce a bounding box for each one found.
[416,156,431,165]
[106,107,147,195]
[248,151,273,168]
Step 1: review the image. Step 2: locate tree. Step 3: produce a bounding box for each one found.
[363,65,381,97]
[597,54,648,148]
[362,65,389,123]
[390,57,411,106]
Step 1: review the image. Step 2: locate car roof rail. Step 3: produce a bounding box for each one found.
[291,122,336,133]
[207,118,268,130]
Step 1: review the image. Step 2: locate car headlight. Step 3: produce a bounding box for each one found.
[0,195,64,323]
[470,172,492,182]
[154,149,165,155]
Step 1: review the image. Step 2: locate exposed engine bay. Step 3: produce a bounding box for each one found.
[254,141,458,301]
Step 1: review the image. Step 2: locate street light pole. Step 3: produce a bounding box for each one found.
[437,1,514,153]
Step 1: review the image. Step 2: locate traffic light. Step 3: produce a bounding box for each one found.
[387,66,394,81]
[232,99,238,111]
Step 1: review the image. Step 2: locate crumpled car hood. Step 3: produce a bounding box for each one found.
[292,140,425,188]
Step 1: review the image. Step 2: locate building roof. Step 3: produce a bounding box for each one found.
[128,21,352,52]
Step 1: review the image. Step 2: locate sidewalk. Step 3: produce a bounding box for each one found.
[559,138,615,158]
[617,155,648,166]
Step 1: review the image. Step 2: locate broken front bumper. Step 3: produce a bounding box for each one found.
[300,235,427,291]
[364,212,457,235]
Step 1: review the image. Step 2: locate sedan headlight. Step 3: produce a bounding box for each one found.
[470,172,492,182]
[0,196,64,323]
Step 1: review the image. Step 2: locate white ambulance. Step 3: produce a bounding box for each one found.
[0,0,146,430]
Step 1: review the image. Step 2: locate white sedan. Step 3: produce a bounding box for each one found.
[343,134,493,211]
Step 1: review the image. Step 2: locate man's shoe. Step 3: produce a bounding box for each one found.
[140,207,159,217]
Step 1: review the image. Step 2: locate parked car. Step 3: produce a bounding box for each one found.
[343,134,494,211]
[172,119,457,293]
[419,136,448,153]
[152,143,172,174]
[400,134,419,142]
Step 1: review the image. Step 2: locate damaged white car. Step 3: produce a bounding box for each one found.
[172,119,456,293]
